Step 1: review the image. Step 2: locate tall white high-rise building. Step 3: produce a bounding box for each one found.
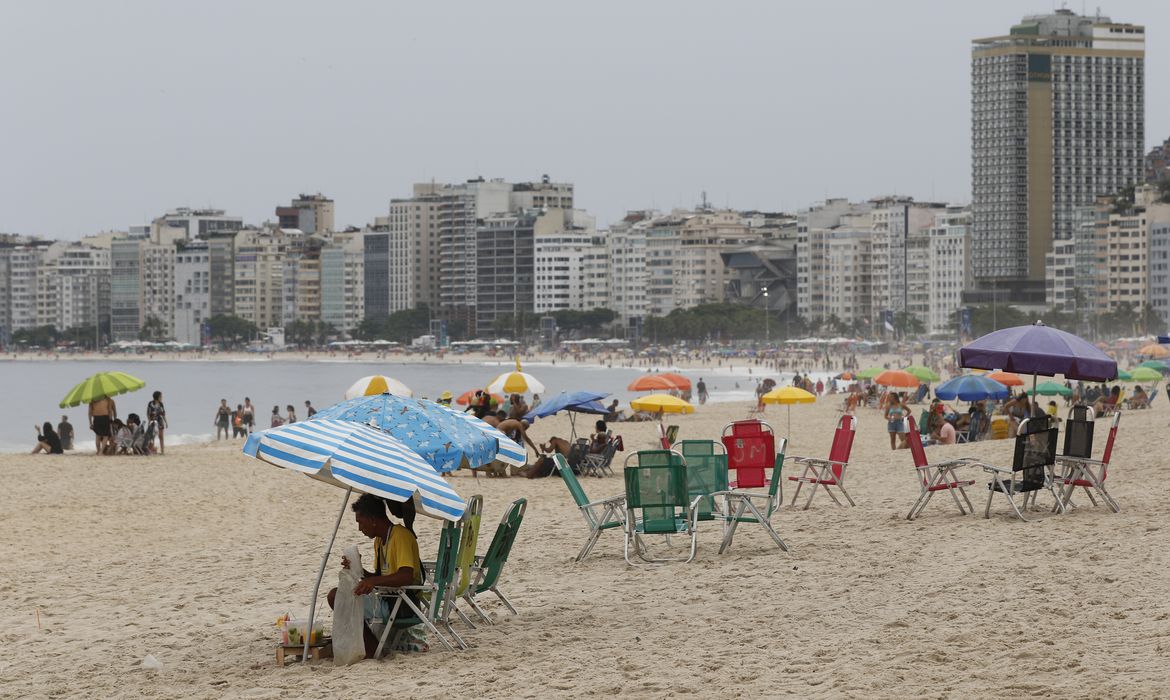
[971,10,1145,299]
[174,242,210,345]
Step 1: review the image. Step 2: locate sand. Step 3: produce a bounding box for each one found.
[4,395,1169,698]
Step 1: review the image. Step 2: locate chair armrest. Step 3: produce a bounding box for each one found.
[915,457,980,472]
[788,455,847,467]
[1055,455,1105,468]
[979,463,1012,475]
[584,494,626,509]
[710,489,773,501]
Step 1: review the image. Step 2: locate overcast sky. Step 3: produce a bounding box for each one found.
[2,0,1167,239]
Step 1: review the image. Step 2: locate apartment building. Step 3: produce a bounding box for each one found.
[796,198,874,322]
[276,193,335,234]
[174,241,210,345]
[320,231,365,336]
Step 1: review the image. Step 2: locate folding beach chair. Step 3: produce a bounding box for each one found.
[957,411,984,444]
[424,494,482,648]
[580,437,620,478]
[463,498,527,623]
[904,417,978,520]
[676,440,728,525]
[372,518,462,657]
[711,437,789,554]
[658,424,680,450]
[1054,411,1120,513]
[623,450,702,565]
[787,414,858,510]
[721,420,776,489]
[554,453,625,561]
[980,416,1061,521]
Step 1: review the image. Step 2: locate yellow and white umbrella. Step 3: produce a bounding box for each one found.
[761,386,816,435]
[344,375,414,399]
[486,359,545,395]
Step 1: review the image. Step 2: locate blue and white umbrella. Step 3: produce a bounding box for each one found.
[242,419,467,661]
[243,419,466,520]
[934,374,1010,402]
[311,394,526,471]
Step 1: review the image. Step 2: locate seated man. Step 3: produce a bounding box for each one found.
[588,420,609,453]
[328,494,426,657]
[931,420,957,446]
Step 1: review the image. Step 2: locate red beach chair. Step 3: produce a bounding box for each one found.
[786,414,857,510]
[904,417,978,520]
[1054,411,1120,513]
[721,420,776,489]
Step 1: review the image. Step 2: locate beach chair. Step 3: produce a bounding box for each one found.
[904,417,977,521]
[462,498,527,622]
[979,417,1061,522]
[554,453,626,561]
[658,424,679,449]
[423,494,482,648]
[580,437,620,478]
[957,411,984,444]
[372,518,462,657]
[131,420,157,455]
[676,440,728,525]
[710,437,790,554]
[786,414,858,510]
[1054,411,1120,513]
[720,420,776,489]
[622,450,702,565]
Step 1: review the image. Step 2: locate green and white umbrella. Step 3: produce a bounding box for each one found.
[59,371,146,408]
[904,365,941,382]
[1026,381,1072,397]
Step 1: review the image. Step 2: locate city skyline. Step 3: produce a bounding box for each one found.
[5,1,1170,239]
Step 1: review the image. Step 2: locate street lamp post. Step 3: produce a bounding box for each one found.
[763,288,770,345]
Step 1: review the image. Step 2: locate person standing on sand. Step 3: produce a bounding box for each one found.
[304,400,316,418]
[214,399,232,440]
[697,378,708,405]
[242,398,255,434]
[147,391,168,454]
[58,415,74,451]
[89,395,116,454]
[286,405,297,424]
[270,405,285,428]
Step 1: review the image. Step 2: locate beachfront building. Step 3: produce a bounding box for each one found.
[174,241,210,346]
[824,227,873,328]
[34,242,111,339]
[0,243,47,342]
[869,198,946,326]
[533,210,608,313]
[641,210,756,317]
[1150,220,1170,326]
[232,227,286,332]
[207,235,236,318]
[109,230,180,342]
[276,193,334,234]
[605,211,652,323]
[154,208,243,241]
[475,209,547,335]
[368,175,574,335]
[1089,186,1170,314]
[971,10,1145,303]
[923,207,973,335]
[796,198,874,322]
[320,231,365,336]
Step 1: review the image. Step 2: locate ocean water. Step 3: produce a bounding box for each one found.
[0,358,798,453]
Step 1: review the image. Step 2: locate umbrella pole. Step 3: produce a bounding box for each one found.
[787,405,792,437]
[304,487,352,662]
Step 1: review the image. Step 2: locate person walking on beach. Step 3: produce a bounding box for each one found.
[697,378,708,405]
[89,395,116,454]
[286,404,297,424]
[270,405,285,428]
[214,399,232,440]
[304,400,316,418]
[242,398,255,434]
[147,391,168,454]
[885,393,907,451]
[58,415,74,451]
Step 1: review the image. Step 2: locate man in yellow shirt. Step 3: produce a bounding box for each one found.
[328,494,424,656]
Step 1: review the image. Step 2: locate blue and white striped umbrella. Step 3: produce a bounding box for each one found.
[242,419,466,521]
[312,394,526,471]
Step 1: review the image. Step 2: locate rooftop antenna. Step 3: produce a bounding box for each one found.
[701,190,709,210]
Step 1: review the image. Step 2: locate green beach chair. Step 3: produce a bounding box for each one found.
[711,437,790,553]
[676,439,729,523]
[372,518,462,657]
[463,498,527,623]
[553,453,626,561]
[622,450,702,565]
[423,494,483,647]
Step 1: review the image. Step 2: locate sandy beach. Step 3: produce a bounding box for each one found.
[4,395,1169,698]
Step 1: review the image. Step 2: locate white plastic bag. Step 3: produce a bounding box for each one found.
[332,549,366,665]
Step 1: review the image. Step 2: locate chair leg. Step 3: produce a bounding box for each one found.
[374,596,405,659]
[454,605,476,629]
[984,486,995,519]
[802,481,818,510]
[1004,491,1030,522]
[907,489,929,520]
[744,499,788,552]
[491,587,518,615]
[958,487,974,513]
[835,483,856,507]
[463,592,492,624]
[790,481,804,507]
[577,527,603,562]
[946,485,966,515]
[1084,487,1098,507]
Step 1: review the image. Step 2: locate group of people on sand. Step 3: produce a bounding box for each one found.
[36,390,168,455]
[213,398,318,439]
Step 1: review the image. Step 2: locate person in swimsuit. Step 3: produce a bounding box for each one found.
[214,399,232,440]
[146,391,167,454]
[89,395,117,454]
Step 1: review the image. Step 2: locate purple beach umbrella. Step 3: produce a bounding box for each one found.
[959,321,1117,383]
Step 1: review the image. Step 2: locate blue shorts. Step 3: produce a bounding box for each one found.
[887,420,905,433]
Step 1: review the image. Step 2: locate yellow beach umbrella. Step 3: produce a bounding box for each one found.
[629,393,695,415]
[761,386,816,435]
[486,359,546,395]
[344,375,413,399]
